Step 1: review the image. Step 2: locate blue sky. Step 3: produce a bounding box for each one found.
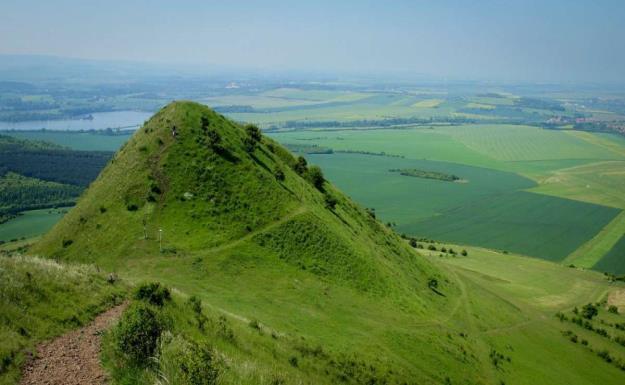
[1,0,624,82]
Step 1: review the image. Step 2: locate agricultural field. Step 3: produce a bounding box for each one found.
[0,207,69,242]
[305,153,618,261]
[270,123,625,271]
[594,235,625,273]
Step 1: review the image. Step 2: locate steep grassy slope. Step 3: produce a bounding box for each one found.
[33,101,439,298]
[33,102,466,383]
[0,255,126,385]
[29,101,625,384]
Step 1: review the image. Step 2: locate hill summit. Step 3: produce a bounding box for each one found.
[33,101,442,297]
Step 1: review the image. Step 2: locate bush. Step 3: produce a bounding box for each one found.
[245,124,262,142]
[307,166,325,190]
[135,282,171,307]
[409,239,417,248]
[428,245,437,251]
[157,333,219,385]
[187,296,202,315]
[324,193,338,210]
[126,203,139,211]
[461,249,468,256]
[207,129,221,150]
[274,168,285,181]
[293,156,308,175]
[608,305,619,314]
[114,304,162,365]
[582,303,598,320]
[243,136,257,153]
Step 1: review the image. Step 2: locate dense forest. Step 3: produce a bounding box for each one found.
[0,172,80,214]
[0,135,112,215]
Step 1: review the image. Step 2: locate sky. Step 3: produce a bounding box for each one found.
[1,0,624,83]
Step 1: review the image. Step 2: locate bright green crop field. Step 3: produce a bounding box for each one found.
[271,125,625,271]
[0,208,70,242]
[306,153,619,261]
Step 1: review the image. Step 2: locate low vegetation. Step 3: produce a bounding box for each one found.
[389,168,462,182]
[0,255,126,384]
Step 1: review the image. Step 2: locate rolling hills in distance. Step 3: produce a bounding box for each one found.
[2,101,624,384]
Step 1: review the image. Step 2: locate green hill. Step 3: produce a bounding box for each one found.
[29,101,625,385]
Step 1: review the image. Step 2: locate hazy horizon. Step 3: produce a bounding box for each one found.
[1,0,625,84]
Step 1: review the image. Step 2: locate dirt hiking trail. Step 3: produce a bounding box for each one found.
[20,303,127,385]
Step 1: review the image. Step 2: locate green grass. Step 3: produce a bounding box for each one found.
[564,210,625,269]
[304,153,618,262]
[435,124,623,162]
[529,160,625,209]
[0,255,126,385]
[0,207,70,242]
[593,234,625,274]
[19,101,625,384]
[270,125,625,268]
[436,246,625,385]
[406,191,618,261]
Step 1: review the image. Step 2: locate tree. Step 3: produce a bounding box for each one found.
[461,249,468,256]
[409,239,417,248]
[293,156,308,175]
[307,165,324,190]
[274,168,285,181]
[582,303,598,320]
[324,193,337,210]
[245,124,262,142]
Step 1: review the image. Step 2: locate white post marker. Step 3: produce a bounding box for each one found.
[159,229,163,252]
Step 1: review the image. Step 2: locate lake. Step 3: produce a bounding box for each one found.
[0,110,153,131]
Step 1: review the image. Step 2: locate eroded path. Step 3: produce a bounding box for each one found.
[20,303,127,385]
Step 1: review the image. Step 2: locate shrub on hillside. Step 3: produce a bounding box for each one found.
[324,193,338,210]
[582,303,598,320]
[157,333,219,385]
[135,282,171,307]
[274,168,285,181]
[113,303,163,365]
[293,156,308,175]
[245,124,262,143]
[207,129,222,150]
[243,136,257,153]
[307,166,325,190]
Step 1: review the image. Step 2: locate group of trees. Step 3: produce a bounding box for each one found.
[0,135,113,215]
[0,172,81,214]
[0,148,111,186]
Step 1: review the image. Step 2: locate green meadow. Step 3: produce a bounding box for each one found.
[0,207,70,242]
